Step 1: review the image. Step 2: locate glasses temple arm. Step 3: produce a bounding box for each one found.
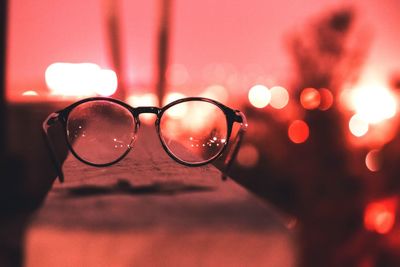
[42,112,64,183]
[221,110,248,180]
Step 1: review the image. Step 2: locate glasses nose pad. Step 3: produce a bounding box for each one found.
[154,117,160,133]
[128,117,140,150]
[126,116,140,149]
[135,115,141,129]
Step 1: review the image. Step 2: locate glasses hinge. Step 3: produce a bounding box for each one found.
[46,113,60,126]
[234,110,243,122]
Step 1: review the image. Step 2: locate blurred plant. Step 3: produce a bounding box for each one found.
[233,6,368,217]
[228,6,400,267]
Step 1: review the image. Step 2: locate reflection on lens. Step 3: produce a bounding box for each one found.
[67,100,136,165]
[159,100,228,164]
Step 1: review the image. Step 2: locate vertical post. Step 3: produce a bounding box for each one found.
[104,0,126,100]
[0,0,8,158]
[156,0,172,106]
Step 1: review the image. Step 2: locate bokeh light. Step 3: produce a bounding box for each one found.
[127,93,158,107]
[22,90,39,96]
[45,63,117,97]
[365,149,382,172]
[270,86,289,109]
[339,88,353,111]
[300,87,320,110]
[237,144,259,168]
[319,88,334,111]
[288,120,309,144]
[285,217,298,230]
[126,93,158,124]
[351,85,397,124]
[349,114,369,137]
[163,92,186,106]
[95,69,118,96]
[201,84,229,103]
[248,84,271,108]
[163,92,188,119]
[364,197,397,234]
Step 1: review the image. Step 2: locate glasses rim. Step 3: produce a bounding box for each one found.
[43,96,247,183]
[156,100,231,167]
[59,97,239,167]
[64,99,138,167]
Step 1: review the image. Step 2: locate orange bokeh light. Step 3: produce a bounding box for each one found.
[300,88,320,110]
[288,120,309,144]
[364,197,397,234]
[319,88,334,111]
[365,149,382,172]
[237,144,259,168]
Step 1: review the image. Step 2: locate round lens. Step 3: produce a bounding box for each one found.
[159,100,228,164]
[66,100,136,165]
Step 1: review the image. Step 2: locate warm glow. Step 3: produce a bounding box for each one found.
[285,217,298,230]
[237,144,259,168]
[269,86,289,109]
[300,88,320,110]
[22,90,39,96]
[365,149,382,172]
[45,63,118,97]
[319,88,334,111]
[201,84,229,103]
[339,88,354,111]
[95,69,118,96]
[126,93,158,124]
[127,93,158,107]
[248,85,271,108]
[162,92,186,106]
[288,120,309,144]
[163,92,187,119]
[364,197,397,234]
[349,114,369,137]
[351,85,397,124]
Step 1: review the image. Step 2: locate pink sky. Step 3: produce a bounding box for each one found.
[6,0,400,98]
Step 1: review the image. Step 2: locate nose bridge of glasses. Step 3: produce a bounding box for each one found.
[134,106,161,115]
[133,107,161,125]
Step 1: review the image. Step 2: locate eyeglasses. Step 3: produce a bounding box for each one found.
[43,97,247,182]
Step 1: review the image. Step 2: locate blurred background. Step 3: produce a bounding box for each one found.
[6,0,400,100]
[5,0,400,266]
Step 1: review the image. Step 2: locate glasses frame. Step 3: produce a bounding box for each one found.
[43,97,247,183]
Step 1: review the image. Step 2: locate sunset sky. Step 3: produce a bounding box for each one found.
[6,0,400,98]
